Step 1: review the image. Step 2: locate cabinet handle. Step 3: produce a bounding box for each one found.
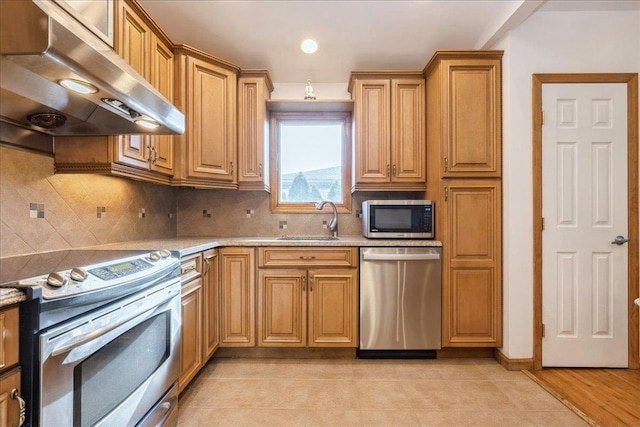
[259,163,263,177]
[151,147,158,165]
[146,145,153,164]
[393,164,397,176]
[444,156,449,173]
[181,263,197,275]
[386,164,390,177]
[302,275,306,291]
[230,161,234,175]
[203,258,210,275]
[444,186,449,202]
[299,256,316,260]
[11,389,26,427]
[309,275,314,292]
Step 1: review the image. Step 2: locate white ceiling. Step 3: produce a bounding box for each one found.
[138,0,639,84]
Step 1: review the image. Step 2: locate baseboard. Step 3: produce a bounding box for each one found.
[494,348,535,371]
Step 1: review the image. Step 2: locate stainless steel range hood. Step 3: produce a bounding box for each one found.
[0,1,184,136]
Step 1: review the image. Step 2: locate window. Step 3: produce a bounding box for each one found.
[270,111,351,213]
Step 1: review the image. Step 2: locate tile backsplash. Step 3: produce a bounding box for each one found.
[1,145,423,257]
[1,147,177,257]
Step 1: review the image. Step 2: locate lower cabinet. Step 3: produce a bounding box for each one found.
[440,179,502,347]
[257,247,359,348]
[0,306,22,427]
[179,250,220,393]
[219,247,256,347]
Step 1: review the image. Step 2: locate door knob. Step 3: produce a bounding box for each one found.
[611,235,629,245]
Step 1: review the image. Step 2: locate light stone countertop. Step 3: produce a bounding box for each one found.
[0,288,26,308]
[96,236,442,257]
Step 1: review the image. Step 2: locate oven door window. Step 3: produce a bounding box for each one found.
[73,313,170,427]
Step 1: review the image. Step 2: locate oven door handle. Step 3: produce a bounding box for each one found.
[50,288,178,358]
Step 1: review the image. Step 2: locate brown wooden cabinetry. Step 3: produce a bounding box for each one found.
[439,180,502,346]
[179,250,220,393]
[348,72,425,191]
[424,51,502,178]
[173,45,239,189]
[237,70,274,191]
[54,0,175,184]
[202,249,220,359]
[219,247,255,346]
[1,306,23,427]
[257,247,358,348]
[424,51,503,348]
[179,253,203,393]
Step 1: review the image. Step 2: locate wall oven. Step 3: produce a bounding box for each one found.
[1,250,181,427]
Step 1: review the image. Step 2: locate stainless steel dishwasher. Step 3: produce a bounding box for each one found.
[358,246,442,358]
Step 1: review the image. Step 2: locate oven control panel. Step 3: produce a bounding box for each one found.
[89,258,153,281]
[15,250,177,300]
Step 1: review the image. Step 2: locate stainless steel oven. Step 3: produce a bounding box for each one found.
[1,250,181,427]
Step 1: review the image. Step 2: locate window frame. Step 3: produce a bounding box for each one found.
[269,111,352,213]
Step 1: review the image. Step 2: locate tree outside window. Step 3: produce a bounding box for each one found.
[269,111,352,213]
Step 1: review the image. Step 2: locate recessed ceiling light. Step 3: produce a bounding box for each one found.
[301,39,318,54]
[59,79,98,94]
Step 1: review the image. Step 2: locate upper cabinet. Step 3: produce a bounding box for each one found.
[115,0,175,177]
[54,0,175,184]
[348,72,426,192]
[424,51,502,178]
[237,70,274,191]
[173,45,239,189]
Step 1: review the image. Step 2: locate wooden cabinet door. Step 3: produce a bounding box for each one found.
[115,2,151,170]
[0,367,21,427]
[179,277,203,393]
[257,269,306,346]
[353,79,390,185]
[238,74,271,190]
[148,34,174,176]
[442,58,501,177]
[203,250,220,361]
[307,269,358,347]
[0,307,19,370]
[220,247,255,347]
[441,179,502,346]
[391,79,425,183]
[187,56,237,182]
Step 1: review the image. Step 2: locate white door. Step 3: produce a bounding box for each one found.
[542,83,628,367]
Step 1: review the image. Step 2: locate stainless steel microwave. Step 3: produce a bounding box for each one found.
[362,200,434,239]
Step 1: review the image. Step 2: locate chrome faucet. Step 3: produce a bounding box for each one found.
[315,200,338,237]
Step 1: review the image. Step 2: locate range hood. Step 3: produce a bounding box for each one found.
[0,1,184,136]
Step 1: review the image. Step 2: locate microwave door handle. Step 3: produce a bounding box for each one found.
[50,289,178,358]
[362,253,441,261]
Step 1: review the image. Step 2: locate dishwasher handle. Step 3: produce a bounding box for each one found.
[362,252,440,261]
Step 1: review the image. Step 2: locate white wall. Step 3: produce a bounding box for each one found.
[494,9,640,359]
[272,82,350,100]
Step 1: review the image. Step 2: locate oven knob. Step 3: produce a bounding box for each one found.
[46,272,67,288]
[149,251,162,261]
[159,249,171,258]
[70,267,88,282]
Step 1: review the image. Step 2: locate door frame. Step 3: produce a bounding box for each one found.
[532,73,639,370]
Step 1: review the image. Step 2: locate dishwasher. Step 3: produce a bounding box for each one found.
[358,246,442,358]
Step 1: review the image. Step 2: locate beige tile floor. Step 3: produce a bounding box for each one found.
[177,358,587,426]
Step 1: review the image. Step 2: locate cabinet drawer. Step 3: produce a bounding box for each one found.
[180,253,202,283]
[0,306,19,371]
[259,247,357,268]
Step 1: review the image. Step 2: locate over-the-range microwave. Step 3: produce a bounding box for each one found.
[362,200,434,239]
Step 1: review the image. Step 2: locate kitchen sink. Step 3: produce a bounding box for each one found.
[276,236,339,241]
